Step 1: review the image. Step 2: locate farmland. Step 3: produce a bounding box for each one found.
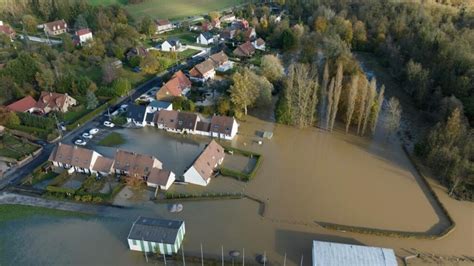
[89,0,247,20]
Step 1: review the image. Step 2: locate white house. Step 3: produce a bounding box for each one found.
[210,51,233,72]
[161,39,181,52]
[183,140,225,186]
[252,38,266,51]
[146,168,176,193]
[155,19,174,34]
[75,28,93,45]
[196,32,214,45]
[220,14,236,23]
[128,217,185,255]
[189,59,216,82]
[209,115,239,140]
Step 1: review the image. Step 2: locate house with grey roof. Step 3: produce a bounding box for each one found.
[126,104,147,127]
[161,38,181,52]
[127,217,185,255]
[196,32,214,45]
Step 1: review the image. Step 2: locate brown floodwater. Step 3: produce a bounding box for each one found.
[2,116,472,265]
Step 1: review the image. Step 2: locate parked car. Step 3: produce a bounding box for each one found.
[89,128,100,135]
[74,139,87,146]
[103,121,115,128]
[82,132,93,139]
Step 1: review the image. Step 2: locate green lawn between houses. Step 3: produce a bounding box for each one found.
[98,132,126,147]
[89,0,246,20]
[0,134,39,160]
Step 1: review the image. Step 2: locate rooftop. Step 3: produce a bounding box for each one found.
[312,240,397,266]
[128,216,184,244]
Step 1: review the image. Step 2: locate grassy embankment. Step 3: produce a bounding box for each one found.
[0,204,89,224]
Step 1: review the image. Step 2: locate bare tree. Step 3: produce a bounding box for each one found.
[361,78,376,136]
[386,97,402,138]
[345,74,359,133]
[329,63,343,131]
[325,78,335,130]
[371,85,385,133]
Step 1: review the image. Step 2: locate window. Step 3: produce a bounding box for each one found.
[132,239,137,245]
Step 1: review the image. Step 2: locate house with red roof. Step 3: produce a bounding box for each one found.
[156,71,192,101]
[74,28,93,46]
[0,21,15,40]
[35,91,77,114]
[155,19,174,34]
[233,41,256,57]
[43,19,68,36]
[6,96,37,113]
[189,59,215,82]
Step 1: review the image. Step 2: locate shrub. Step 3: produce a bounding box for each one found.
[17,112,55,130]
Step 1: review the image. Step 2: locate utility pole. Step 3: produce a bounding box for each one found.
[200,243,204,266]
[242,248,245,266]
[221,245,224,266]
[181,244,186,266]
[300,254,303,266]
[283,253,286,266]
[161,240,167,265]
[263,251,266,266]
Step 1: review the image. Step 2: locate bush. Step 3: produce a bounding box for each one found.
[219,146,263,181]
[17,112,55,130]
[46,186,76,194]
[111,115,127,126]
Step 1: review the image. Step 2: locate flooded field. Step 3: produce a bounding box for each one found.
[2,54,473,265]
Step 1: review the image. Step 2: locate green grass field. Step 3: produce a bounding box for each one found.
[0,204,89,224]
[89,0,246,20]
[98,132,126,146]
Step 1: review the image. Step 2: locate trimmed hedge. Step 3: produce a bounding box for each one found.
[65,98,118,131]
[218,145,263,182]
[164,192,243,201]
[318,145,456,240]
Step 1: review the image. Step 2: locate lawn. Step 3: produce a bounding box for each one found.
[89,0,247,20]
[159,30,198,45]
[98,132,126,146]
[0,204,89,224]
[0,134,40,160]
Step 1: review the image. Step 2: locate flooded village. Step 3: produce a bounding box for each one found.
[0,1,473,266]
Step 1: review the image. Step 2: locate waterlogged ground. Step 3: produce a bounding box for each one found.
[1,115,473,265]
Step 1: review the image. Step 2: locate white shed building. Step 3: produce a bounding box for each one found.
[128,217,185,255]
[312,240,398,266]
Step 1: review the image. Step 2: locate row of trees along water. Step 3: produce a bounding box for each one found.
[230,0,472,200]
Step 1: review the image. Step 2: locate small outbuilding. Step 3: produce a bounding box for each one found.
[128,217,185,255]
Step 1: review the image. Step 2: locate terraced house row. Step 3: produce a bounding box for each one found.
[49,139,227,188]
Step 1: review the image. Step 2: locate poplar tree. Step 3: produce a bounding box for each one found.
[361,78,376,136]
[371,85,385,133]
[325,78,335,130]
[329,63,343,131]
[345,74,359,133]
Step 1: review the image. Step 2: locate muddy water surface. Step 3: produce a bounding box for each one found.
[1,117,473,265]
